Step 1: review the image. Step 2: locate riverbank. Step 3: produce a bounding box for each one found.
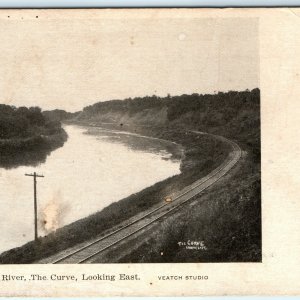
[0,104,69,169]
[113,149,261,263]
[0,128,67,152]
[0,128,68,169]
[0,124,231,263]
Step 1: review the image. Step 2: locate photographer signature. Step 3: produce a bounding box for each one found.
[177,240,207,250]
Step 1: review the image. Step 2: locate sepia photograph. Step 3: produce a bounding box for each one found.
[0,11,261,265]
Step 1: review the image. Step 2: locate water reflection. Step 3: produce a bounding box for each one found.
[85,127,183,161]
[0,150,49,169]
[0,135,66,170]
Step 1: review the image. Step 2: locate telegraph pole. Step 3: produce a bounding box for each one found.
[25,172,44,241]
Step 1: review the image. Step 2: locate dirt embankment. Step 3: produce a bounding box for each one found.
[79,106,168,127]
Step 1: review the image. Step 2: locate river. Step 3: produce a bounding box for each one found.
[0,125,181,254]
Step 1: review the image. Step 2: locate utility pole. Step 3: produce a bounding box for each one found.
[25,172,44,241]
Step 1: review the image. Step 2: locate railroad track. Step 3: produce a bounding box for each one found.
[38,131,241,264]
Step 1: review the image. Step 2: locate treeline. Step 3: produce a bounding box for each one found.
[0,104,63,139]
[82,89,259,122]
[43,109,80,122]
[0,104,67,168]
[80,88,260,157]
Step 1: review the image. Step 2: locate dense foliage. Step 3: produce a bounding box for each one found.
[80,88,260,154]
[82,89,259,127]
[0,104,62,139]
[43,109,79,122]
[0,104,67,168]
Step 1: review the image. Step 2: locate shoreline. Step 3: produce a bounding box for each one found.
[79,123,185,164]
[0,123,231,263]
[0,128,68,169]
[0,128,67,150]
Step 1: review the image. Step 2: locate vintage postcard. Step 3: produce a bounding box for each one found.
[0,8,299,296]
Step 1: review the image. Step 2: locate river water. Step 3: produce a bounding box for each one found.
[0,125,181,254]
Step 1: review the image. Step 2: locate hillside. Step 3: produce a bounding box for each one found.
[76,88,260,155]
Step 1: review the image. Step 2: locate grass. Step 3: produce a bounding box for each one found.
[117,149,261,263]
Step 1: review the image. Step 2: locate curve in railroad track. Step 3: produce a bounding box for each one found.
[37,131,242,264]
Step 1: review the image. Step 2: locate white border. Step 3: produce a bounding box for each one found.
[0,0,299,7]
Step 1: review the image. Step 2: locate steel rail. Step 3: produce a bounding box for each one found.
[50,132,241,264]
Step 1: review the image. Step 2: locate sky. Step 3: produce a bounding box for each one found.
[0,12,259,112]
